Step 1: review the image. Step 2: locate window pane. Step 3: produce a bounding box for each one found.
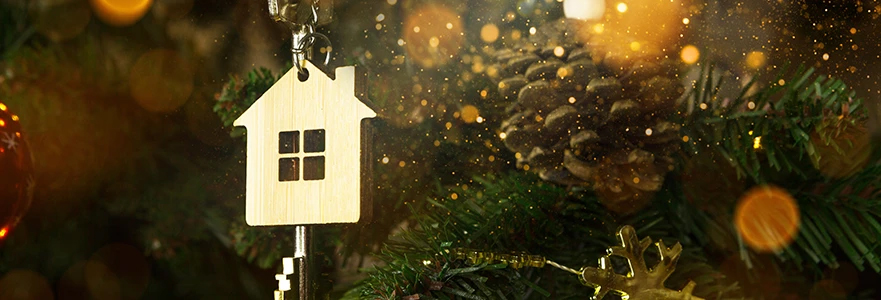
[304,129,325,153]
[303,156,325,181]
[279,131,299,154]
[278,157,299,181]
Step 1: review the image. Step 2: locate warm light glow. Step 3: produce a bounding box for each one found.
[403,5,463,67]
[129,50,194,113]
[0,227,7,238]
[90,0,154,27]
[735,185,801,252]
[0,120,5,127]
[680,45,700,64]
[510,30,522,41]
[553,46,565,57]
[480,24,500,43]
[563,0,605,20]
[629,41,641,51]
[753,136,762,149]
[460,105,480,124]
[0,103,6,111]
[573,0,685,70]
[682,17,690,24]
[745,51,767,69]
[557,67,570,78]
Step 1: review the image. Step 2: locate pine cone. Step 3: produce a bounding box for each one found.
[493,19,683,214]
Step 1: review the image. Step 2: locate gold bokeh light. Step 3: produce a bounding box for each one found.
[680,45,700,64]
[735,185,801,252]
[574,0,688,69]
[129,50,194,113]
[90,0,153,26]
[403,5,463,68]
[480,24,500,43]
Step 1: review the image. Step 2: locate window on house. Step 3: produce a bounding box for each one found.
[278,129,326,182]
[279,131,299,154]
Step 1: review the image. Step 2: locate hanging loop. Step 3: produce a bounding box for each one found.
[274,0,329,75]
[291,24,313,75]
[291,28,332,76]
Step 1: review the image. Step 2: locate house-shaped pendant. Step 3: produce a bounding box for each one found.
[234,60,376,226]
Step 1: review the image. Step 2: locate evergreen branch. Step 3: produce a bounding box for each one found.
[680,65,865,183]
[787,165,881,273]
[0,1,33,59]
[347,173,742,299]
[680,64,881,280]
[213,66,287,138]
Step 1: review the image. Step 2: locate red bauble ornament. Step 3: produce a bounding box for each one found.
[0,102,34,240]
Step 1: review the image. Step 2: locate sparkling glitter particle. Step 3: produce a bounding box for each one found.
[553,46,565,57]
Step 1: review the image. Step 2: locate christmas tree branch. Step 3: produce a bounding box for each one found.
[680,65,865,183]
[346,173,742,299]
[680,64,881,275]
[786,166,881,273]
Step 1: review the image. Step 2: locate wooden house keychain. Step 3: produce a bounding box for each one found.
[234,1,376,299]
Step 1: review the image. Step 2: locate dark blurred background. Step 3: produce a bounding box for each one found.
[1,0,880,299]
